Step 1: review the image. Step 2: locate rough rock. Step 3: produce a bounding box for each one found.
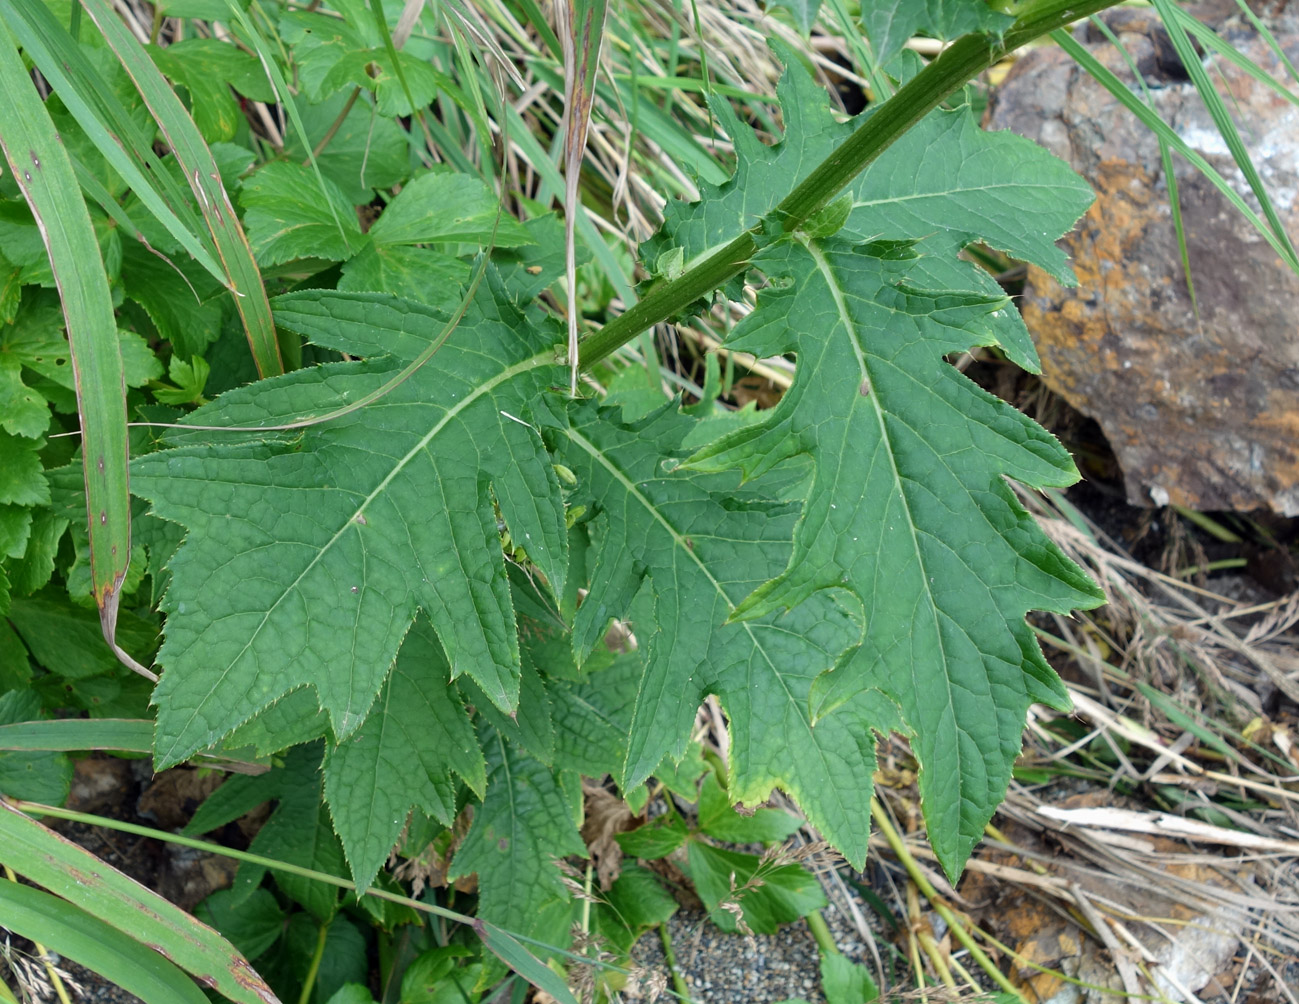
[986,7,1299,514]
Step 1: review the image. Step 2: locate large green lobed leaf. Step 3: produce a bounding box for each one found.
[669,56,1104,875]
[554,402,886,868]
[131,284,569,767]
[128,41,1107,910]
[449,727,585,967]
[323,619,485,893]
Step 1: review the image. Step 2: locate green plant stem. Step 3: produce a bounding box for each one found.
[658,923,692,1003]
[1175,557,1248,579]
[1171,505,1243,543]
[576,0,1122,372]
[13,800,474,929]
[805,910,839,956]
[310,86,362,160]
[870,799,1027,1003]
[299,915,331,1004]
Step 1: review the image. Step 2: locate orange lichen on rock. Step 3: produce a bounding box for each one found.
[988,9,1299,514]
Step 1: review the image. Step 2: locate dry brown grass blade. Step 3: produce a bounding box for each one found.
[557,0,611,395]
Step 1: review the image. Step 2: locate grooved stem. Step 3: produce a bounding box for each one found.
[577,0,1122,372]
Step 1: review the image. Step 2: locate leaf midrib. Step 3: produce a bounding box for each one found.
[806,239,957,748]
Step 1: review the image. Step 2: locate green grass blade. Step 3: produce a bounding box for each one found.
[0,24,149,679]
[1228,0,1299,87]
[1089,16,1198,317]
[824,0,891,101]
[0,880,211,1004]
[502,100,634,301]
[1168,5,1299,107]
[526,61,727,185]
[477,922,580,1004]
[0,718,155,753]
[1053,29,1299,276]
[511,0,564,59]
[77,0,284,378]
[20,799,622,1001]
[1148,0,1298,269]
[0,718,266,772]
[5,0,226,286]
[0,801,280,1004]
[1159,139,1198,318]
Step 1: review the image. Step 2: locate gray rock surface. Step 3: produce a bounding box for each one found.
[987,5,1299,514]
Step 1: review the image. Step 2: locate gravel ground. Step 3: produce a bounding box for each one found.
[630,897,875,1004]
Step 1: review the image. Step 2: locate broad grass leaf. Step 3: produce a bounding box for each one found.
[0,798,278,1004]
[0,880,211,1004]
[131,286,567,767]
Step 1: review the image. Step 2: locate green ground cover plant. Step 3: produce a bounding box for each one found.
[0,0,1295,1000]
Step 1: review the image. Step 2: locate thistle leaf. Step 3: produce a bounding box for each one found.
[553,402,882,868]
[131,285,568,767]
[671,58,1104,876]
[449,728,584,962]
[323,618,485,893]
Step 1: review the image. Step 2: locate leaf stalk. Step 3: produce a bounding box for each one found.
[576,0,1123,372]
